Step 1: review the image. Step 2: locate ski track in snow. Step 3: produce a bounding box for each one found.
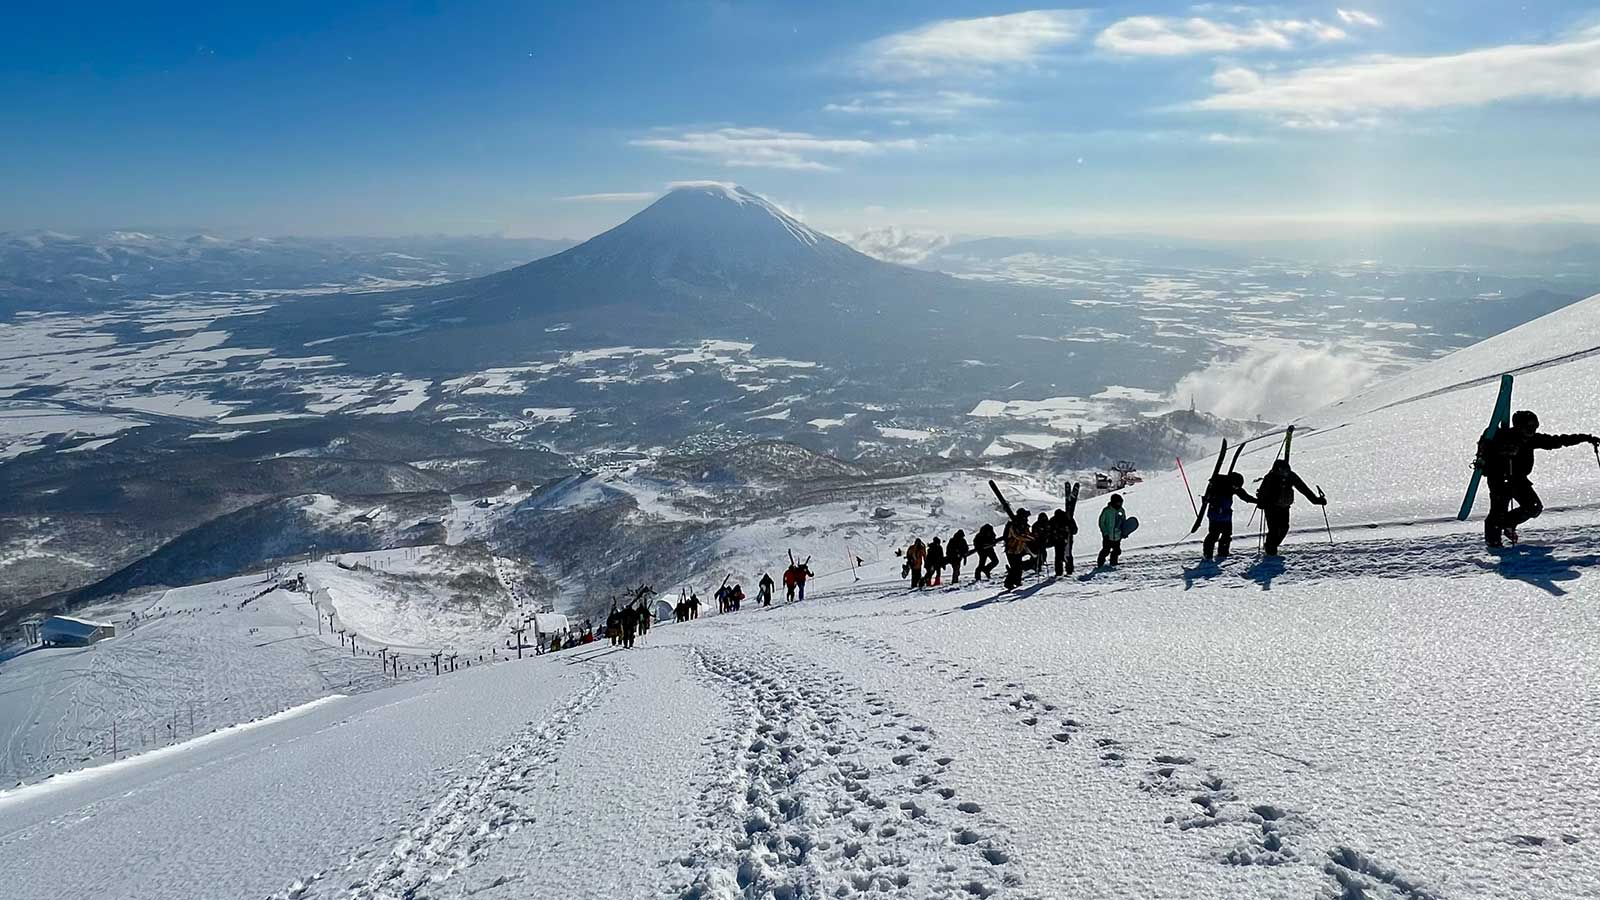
[806,623,1448,900]
[279,660,618,900]
[672,642,1024,900]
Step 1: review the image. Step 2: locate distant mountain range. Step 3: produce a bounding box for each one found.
[0,231,577,312]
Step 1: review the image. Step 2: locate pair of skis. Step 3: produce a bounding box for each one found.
[1188,425,1297,536]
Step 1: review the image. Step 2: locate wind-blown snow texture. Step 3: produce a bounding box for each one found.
[3,295,1600,900]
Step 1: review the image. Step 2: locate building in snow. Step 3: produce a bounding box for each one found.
[41,615,116,647]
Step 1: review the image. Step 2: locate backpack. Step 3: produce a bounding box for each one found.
[1258,470,1294,508]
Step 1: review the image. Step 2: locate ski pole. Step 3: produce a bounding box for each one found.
[1317,486,1333,545]
[1176,456,1198,517]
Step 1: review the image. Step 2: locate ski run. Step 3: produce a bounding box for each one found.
[5,293,1600,900]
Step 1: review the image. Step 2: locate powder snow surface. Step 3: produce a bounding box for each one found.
[4,296,1600,899]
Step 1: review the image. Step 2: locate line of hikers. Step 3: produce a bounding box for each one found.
[670,561,816,623]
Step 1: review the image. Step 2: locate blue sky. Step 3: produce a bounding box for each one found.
[4,1,1599,238]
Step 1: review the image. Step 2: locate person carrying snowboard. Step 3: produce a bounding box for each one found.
[946,529,969,583]
[1096,495,1126,568]
[1202,472,1256,561]
[758,571,775,607]
[926,536,946,587]
[1049,507,1075,576]
[973,523,999,581]
[1255,458,1326,556]
[1480,410,1598,547]
[1003,508,1032,589]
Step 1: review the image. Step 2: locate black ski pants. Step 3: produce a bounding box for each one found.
[1203,518,1233,559]
[974,547,998,579]
[1097,538,1120,568]
[1262,507,1291,556]
[1053,540,1071,576]
[1003,552,1025,588]
[1485,476,1542,543]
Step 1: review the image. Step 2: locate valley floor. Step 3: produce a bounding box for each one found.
[3,516,1597,900]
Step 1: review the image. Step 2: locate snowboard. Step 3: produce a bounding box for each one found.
[1121,517,1140,539]
[1187,440,1229,535]
[1458,374,1514,521]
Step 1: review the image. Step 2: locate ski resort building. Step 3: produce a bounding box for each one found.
[40,615,116,647]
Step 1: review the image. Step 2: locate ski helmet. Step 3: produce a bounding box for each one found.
[1229,472,1245,487]
[1513,410,1540,431]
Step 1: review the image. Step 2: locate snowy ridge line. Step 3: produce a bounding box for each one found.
[673,643,1021,900]
[281,662,617,900]
[0,693,346,810]
[1362,340,1600,418]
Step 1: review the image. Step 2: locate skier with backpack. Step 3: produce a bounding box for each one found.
[1479,410,1599,548]
[1030,512,1051,575]
[946,529,969,583]
[926,537,946,587]
[1049,507,1075,576]
[905,538,927,588]
[1202,472,1256,561]
[1003,508,1032,589]
[1097,495,1127,568]
[973,524,999,581]
[1256,459,1326,556]
[792,560,814,601]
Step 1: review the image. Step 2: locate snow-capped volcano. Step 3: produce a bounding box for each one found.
[515,182,875,290]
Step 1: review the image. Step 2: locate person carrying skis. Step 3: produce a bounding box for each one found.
[1480,410,1599,547]
[758,571,775,607]
[793,561,814,601]
[972,523,999,580]
[926,536,946,587]
[688,591,701,619]
[946,529,969,583]
[1003,508,1032,589]
[1030,512,1052,575]
[1049,507,1075,576]
[1255,458,1326,556]
[905,538,927,588]
[1202,472,1256,561]
[1096,495,1126,568]
[782,565,798,602]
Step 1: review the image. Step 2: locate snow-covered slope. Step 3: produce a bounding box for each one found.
[4,296,1599,900]
[1120,291,1600,544]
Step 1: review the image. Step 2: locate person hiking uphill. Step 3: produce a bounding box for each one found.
[1480,410,1599,548]
[972,524,999,581]
[1003,508,1032,589]
[758,572,775,607]
[946,530,969,583]
[792,561,814,601]
[905,538,927,588]
[1030,513,1051,575]
[1202,472,1256,561]
[1097,495,1126,568]
[1049,507,1075,576]
[926,536,946,587]
[1256,459,1326,556]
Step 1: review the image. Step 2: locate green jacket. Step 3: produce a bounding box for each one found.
[1098,504,1125,540]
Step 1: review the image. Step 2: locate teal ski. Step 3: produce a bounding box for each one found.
[1457,374,1514,521]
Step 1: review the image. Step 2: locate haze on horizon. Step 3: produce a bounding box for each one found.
[5,1,1600,240]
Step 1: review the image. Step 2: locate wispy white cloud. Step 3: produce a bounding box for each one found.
[557,191,658,203]
[630,127,919,171]
[1096,15,1347,56]
[1335,8,1383,28]
[1204,131,1256,144]
[824,90,999,119]
[1194,30,1600,121]
[863,10,1089,78]
[1174,343,1377,421]
[835,226,952,265]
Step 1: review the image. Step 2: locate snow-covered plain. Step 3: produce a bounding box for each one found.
[4,296,1600,899]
